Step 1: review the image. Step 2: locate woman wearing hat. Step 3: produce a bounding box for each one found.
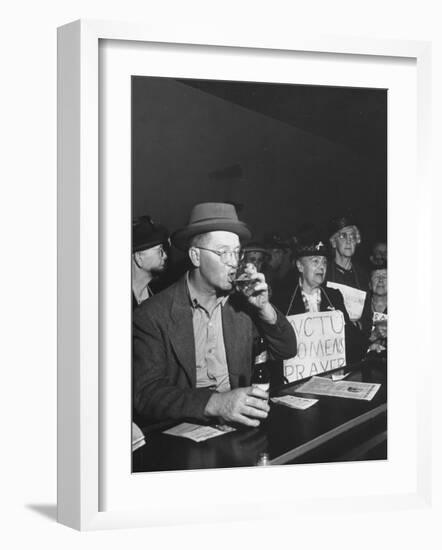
[367,262,388,357]
[327,214,370,294]
[326,214,371,358]
[277,227,362,364]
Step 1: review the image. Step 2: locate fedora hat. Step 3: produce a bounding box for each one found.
[172,202,251,251]
[132,215,169,253]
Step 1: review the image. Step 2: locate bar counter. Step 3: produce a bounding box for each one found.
[133,356,387,472]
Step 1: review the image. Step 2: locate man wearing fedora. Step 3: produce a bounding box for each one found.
[133,203,297,427]
[132,215,170,309]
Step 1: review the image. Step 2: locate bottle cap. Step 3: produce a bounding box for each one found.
[256,452,270,466]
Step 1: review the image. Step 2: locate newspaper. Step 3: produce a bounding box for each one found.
[295,376,381,401]
[326,281,366,322]
[132,422,146,452]
[271,395,318,410]
[163,422,236,443]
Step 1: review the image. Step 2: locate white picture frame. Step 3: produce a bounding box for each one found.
[57,19,432,531]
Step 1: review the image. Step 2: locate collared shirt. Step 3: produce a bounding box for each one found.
[133,283,153,306]
[186,274,231,393]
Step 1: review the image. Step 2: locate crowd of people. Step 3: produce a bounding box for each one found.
[132,202,387,429]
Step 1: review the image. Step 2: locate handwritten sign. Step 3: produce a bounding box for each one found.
[284,310,346,383]
[326,281,366,322]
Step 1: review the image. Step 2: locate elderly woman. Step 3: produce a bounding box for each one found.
[326,214,371,358]
[274,227,362,364]
[367,263,388,355]
[327,214,369,291]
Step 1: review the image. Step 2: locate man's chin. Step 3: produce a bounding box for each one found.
[151,266,166,276]
[218,280,234,294]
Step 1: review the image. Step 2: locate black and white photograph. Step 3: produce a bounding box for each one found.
[3,0,437,541]
[131,76,388,472]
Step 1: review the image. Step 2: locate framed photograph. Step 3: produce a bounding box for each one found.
[57,19,432,530]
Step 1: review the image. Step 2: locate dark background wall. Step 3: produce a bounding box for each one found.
[132,76,387,260]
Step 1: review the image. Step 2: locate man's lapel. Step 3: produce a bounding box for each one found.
[222,302,246,387]
[168,277,197,386]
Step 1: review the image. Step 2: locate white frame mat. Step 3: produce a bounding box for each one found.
[57,19,432,531]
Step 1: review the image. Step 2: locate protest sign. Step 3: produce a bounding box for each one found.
[373,311,387,323]
[284,310,346,383]
[326,281,366,322]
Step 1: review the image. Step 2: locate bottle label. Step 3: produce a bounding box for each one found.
[254,351,268,365]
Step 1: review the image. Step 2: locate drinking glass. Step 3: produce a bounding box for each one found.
[233,258,260,297]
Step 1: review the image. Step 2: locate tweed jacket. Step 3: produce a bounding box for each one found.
[133,275,297,424]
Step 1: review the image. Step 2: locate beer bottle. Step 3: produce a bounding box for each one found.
[251,337,270,392]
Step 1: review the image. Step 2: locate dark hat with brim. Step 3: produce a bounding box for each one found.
[243,241,267,254]
[132,216,169,253]
[172,202,251,251]
[295,240,329,259]
[295,226,329,258]
[328,213,359,238]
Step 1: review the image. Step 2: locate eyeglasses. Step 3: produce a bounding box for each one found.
[196,246,243,265]
[337,231,358,243]
[306,257,328,268]
[152,244,168,256]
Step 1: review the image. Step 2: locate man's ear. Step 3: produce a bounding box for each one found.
[329,237,337,250]
[188,246,200,267]
[133,251,142,269]
[296,259,303,273]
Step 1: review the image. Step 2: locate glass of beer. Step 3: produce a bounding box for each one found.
[233,259,260,297]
